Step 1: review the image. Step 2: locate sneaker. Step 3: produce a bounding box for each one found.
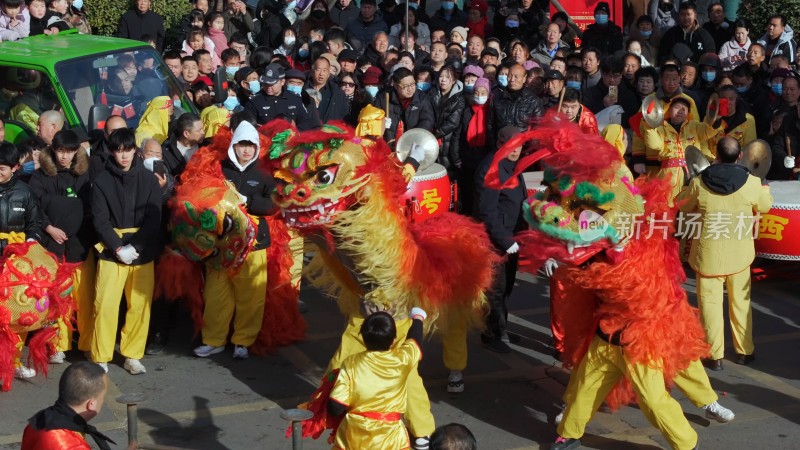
[447,370,464,393]
[14,366,36,379]
[233,345,249,359]
[145,332,168,355]
[123,358,146,375]
[555,403,567,425]
[49,351,66,364]
[194,345,225,358]
[550,436,581,450]
[412,436,430,450]
[703,401,734,423]
[97,363,108,373]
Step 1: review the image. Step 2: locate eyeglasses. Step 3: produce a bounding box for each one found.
[398,83,416,90]
[341,82,356,88]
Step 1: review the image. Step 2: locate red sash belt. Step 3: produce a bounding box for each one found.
[351,411,403,421]
[661,157,686,169]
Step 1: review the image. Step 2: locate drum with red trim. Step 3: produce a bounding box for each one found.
[755,181,800,260]
[401,163,452,221]
[524,171,547,197]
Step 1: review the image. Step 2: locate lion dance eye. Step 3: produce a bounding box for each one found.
[314,166,339,186]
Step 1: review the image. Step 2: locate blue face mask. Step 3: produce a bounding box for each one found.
[735,85,749,94]
[701,71,716,82]
[464,82,475,93]
[772,83,783,95]
[365,85,379,97]
[72,0,83,9]
[285,0,297,9]
[298,48,309,58]
[566,80,582,90]
[226,66,239,77]
[173,99,182,109]
[497,74,508,87]
[595,14,609,25]
[22,160,35,175]
[416,81,431,92]
[286,84,303,96]
[442,1,455,11]
[408,2,418,9]
[640,30,652,38]
[505,20,519,28]
[223,96,240,111]
[248,80,261,94]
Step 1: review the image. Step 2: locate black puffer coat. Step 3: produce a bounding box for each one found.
[0,175,44,253]
[491,86,543,133]
[430,81,466,173]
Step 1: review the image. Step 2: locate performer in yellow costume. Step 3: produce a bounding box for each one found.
[134,96,174,146]
[329,308,428,450]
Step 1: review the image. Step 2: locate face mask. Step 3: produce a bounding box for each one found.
[285,0,297,9]
[464,82,475,93]
[173,99,183,109]
[284,36,296,46]
[143,157,159,172]
[22,160,35,175]
[460,41,467,49]
[416,81,431,92]
[735,85,749,94]
[474,95,488,105]
[566,80,581,90]
[772,83,783,95]
[595,14,609,25]
[223,96,240,110]
[442,1,455,11]
[641,30,652,38]
[72,0,83,9]
[365,85,379,97]
[248,80,261,94]
[311,10,326,19]
[298,48,309,58]
[498,74,508,86]
[226,66,239,77]
[408,2,418,9]
[287,84,303,96]
[701,71,716,82]
[659,2,672,13]
[505,20,519,28]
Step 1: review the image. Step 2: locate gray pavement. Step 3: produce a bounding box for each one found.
[1,265,799,449]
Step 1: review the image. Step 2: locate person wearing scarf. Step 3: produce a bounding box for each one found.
[460,77,491,215]
[466,0,490,40]
[22,361,115,450]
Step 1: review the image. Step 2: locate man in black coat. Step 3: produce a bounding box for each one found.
[372,67,435,149]
[162,113,205,182]
[474,126,527,353]
[491,64,543,143]
[659,2,716,62]
[583,56,640,126]
[116,0,166,52]
[580,2,623,57]
[306,57,349,123]
[244,64,321,130]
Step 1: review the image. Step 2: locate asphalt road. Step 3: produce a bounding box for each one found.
[1,264,799,450]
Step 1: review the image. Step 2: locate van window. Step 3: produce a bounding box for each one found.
[0,67,59,133]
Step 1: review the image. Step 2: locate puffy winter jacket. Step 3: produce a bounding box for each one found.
[430,81,466,172]
[491,86,543,134]
[757,25,797,65]
[0,175,44,253]
[373,89,436,148]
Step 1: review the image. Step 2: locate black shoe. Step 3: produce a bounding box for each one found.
[550,436,581,450]
[145,333,167,355]
[702,358,723,371]
[298,300,309,314]
[480,332,493,344]
[484,338,511,354]
[735,353,755,365]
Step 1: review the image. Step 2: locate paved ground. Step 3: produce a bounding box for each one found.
[1,264,799,449]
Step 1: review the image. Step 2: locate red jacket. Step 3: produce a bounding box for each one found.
[22,425,90,450]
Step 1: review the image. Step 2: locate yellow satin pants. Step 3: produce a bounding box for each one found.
[328,315,436,438]
[91,259,154,363]
[673,359,718,408]
[288,230,303,292]
[54,253,97,352]
[201,249,267,347]
[558,337,698,450]
[696,268,753,360]
[441,314,467,371]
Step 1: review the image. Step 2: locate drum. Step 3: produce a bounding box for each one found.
[401,163,452,221]
[524,171,547,197]
[755,180,800,260]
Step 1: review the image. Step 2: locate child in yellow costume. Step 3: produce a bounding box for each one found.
[134,96,174,146]
[329,308,428,450]
[200,105,231,139]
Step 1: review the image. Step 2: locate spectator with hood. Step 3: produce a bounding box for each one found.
[648,0,678,35]
[581,2,623,56]
[719,19,751,72]
[344,0,388,53]
[299,0,334,39]
[756,14,797,67]
[659,2,715,62]
[255,0,290,49]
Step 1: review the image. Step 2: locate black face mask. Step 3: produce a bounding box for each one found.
[659,2,672,13]
[311,10,326,20]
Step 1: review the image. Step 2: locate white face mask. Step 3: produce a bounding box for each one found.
[474,95,488,105]
[143,157,159,172]
[284,36,296,46]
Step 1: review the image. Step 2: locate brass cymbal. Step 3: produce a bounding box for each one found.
[740,139,772,179]
[705,92,720,124]
[396,128,439,172]
[685,145,710,180]
[641,93,663,128]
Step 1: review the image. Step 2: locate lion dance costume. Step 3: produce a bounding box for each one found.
[256,120,498,443]
[485,115,713,449]
[154,126,305,356]
[0,242,75,391]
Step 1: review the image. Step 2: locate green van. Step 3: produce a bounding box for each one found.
[0,32,195,144]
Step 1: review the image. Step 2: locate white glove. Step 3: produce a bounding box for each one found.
[384,117,392,130]
[409,307,427,321]
[116,244,139,265]
[544,258,559,277]
[633,163,646,175]
[237,192,248,204]
[784,156,796,169]
[506,242,519,254]
[409,143,425,163]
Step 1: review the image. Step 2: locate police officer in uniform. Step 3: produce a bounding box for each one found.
[244,63,322,130]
